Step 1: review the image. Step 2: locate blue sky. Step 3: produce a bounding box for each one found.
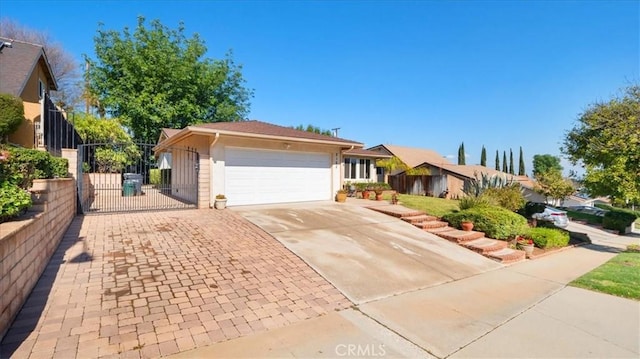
[2,0,638,175]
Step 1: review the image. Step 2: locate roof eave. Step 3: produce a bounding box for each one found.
[154,126,363,152]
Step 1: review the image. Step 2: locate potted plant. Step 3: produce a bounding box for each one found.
[516,235,535,258]
[461,220,474,231]
[373,186,383,201]
[360,183,371,200]
[335,189,347,203]
[214,194,227,209]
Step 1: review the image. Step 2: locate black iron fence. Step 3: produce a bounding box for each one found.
[77,143,199,214]
[43,94,82,155]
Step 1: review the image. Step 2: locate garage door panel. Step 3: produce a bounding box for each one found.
[225,148,331,206]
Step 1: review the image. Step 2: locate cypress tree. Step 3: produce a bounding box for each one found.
[502,151,508,172]
[458,142,466,165]
[495,150,500,170]
[518,147,525,175]
[509,148,514,174]
[480,146,487,167]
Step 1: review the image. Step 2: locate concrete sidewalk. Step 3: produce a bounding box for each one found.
[173,241,639,358]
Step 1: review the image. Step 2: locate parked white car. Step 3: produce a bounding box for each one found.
[532,206,569,228]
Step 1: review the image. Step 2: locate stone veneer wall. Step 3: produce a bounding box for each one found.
[0,178,76,339]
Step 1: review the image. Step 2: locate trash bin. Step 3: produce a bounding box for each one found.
[123,173,143,195]
[122,180,136,197]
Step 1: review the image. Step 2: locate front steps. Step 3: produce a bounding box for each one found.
[369,205,526,264]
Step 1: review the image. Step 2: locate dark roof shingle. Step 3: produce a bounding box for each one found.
[0,37,57,96]
[195,120,361,145]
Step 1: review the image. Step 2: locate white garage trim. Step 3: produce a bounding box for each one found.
[225,147,332,206]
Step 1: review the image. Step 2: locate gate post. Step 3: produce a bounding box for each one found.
[197,152,210,209]
[61,149,78,180]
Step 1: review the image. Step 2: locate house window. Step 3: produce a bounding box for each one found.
[38,79,45,99]
[345,157,372,180]
[359,159,371,179]
[344,158,357,179]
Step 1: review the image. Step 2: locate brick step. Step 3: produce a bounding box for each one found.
[401,214,438,224]
[415,220,449,230]
[368,207,425,219]
[485,248,526,264]
[437,229,485,243]
[461,238,508,254]
[424,226,457,234]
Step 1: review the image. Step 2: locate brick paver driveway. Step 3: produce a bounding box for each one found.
[1,209,350,358]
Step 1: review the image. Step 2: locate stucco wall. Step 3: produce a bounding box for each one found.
[0,179,76,339]
[8,64,51,148]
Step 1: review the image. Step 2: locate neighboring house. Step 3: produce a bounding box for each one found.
[342,148,391,183]
[0,37,58,149]
[154,120,366,207]
[368,144,532,199]
[513,175,548,203]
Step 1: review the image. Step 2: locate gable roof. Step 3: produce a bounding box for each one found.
[195,121,360,144]
[0,37,57,96]
[156,120,362,150]
[368,144,451,168]
[437,164,513,180]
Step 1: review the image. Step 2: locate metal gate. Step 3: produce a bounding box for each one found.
[77,143,199,214]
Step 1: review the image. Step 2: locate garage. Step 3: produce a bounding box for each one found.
[155,120,362,209]
[225,147,332,206]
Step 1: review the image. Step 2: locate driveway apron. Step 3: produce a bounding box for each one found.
[234,202,502,304]
[0,209,350,359]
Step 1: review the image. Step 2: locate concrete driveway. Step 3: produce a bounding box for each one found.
[234,201,501,304]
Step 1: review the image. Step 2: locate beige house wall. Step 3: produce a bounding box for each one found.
[8,62,53,148]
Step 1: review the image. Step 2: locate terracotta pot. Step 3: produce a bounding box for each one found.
[375,193,383,201]
[336,193,347,203]
[461,221,474,231]
[361,191,369,200]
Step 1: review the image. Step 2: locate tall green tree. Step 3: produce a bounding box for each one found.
[502,151,508,173]
[509,148,514,174]
[532,154,563,177]
[480,146,487,167]
[534,170,575,205]
[458,142,466,165]
[495,150,500,170]
[562,84,640,205]
[518,147,525,176]
[86,17,253,143]
[293,124,332,136]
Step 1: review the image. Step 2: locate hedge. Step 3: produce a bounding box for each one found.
[525,227,570,249]
[442,205,529,240]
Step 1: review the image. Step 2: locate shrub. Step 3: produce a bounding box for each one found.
[0,93,25,139]
[525,227,570,249]
[6,147,69,188]
[442,205,529,240]
[0,181,32,223]
[149,169,161,185]
[603,210,638,233]
[482,185,526,212]
[458,195,494,210]
[518,201,547,218]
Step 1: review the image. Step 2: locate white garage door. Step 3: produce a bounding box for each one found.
[225,148,332,206]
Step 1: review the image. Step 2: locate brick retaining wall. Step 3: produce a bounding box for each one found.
[0,178,76,339]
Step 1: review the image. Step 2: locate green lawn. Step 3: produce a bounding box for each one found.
[570,251,640,300]
[394,194,460,218]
